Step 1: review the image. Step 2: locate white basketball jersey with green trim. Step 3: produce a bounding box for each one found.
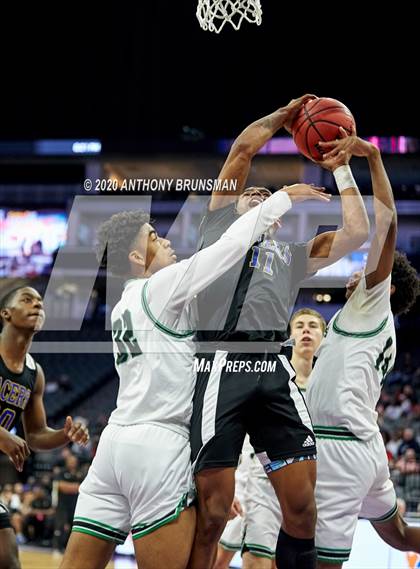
[107,190,294,435]
[307,276,396,441]
[108,277,196,436]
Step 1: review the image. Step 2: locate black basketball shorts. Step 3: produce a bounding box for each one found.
[191,350,316,473]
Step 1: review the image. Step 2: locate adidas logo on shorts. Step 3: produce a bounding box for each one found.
[302,435,314,448]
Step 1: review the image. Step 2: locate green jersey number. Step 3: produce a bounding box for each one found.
[375,336,393,384]
[112,310,142,365]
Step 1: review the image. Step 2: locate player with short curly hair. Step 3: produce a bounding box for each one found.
[306,133,420,569]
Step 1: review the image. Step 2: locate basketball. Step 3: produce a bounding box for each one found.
[291,97,356,161]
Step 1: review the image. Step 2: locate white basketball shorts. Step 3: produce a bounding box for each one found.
[315,430,397,565]
[242,473,281,559]
[72,423,194,543]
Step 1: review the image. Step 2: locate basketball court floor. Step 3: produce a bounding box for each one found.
[20,547,137,569]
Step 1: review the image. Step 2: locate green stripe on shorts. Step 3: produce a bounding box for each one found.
[313,425,361,441]
[368,502,398,523]
[317,546,351,563]
[131,493,188,540]
[72,516,127,543]
[73,516,127,537]
[243,542,275,559]
[219,539,241,552]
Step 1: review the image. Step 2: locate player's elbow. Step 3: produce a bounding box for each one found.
[375,210,397,242]
[345,217,370,247]
[355,225,370,247]
[26,436,39,452]
[26,429,46,452]
[230,139,254,160]
[377,209,397,231]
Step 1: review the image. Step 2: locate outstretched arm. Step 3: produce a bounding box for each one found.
[210,94,316,211]
[364,147,397,287]
[306,129,370,273]
[320,133,396,287]
[22,365,89,451]
[149,184,330,313]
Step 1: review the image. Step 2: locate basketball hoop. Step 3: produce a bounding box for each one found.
[196,0,262,33]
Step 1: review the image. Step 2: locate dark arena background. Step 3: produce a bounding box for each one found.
[1,3,419,568]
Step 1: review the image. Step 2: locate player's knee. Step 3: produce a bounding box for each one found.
[288,493,316,521]
[197,500,230,543]
[283,496,316,535]
[201,509,228,539]
[198,493,231,532]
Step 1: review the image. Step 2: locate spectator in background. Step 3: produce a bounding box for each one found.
[381,431,395,468]
[23,485,54,546]
[397,428,420,458]
[396,449,420,475]
[52,454,84,553]
[13,484,25,505]
[386,429,403,459]
[403,385,417,405]
[412,365,420,392]
[409,404,420,437]
[92,413,108,438]
[377,403,386,430]
[380,391,392,407]
[38,473,53,498]
[384,393,405,423]
[402,352,415,380]
[397,388,414,417]
[396,449,420,513]
[53,447,72,474]
[0,485,26,545]
[20,488,35,519]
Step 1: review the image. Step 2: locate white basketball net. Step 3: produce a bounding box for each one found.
[196,0,262,33]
